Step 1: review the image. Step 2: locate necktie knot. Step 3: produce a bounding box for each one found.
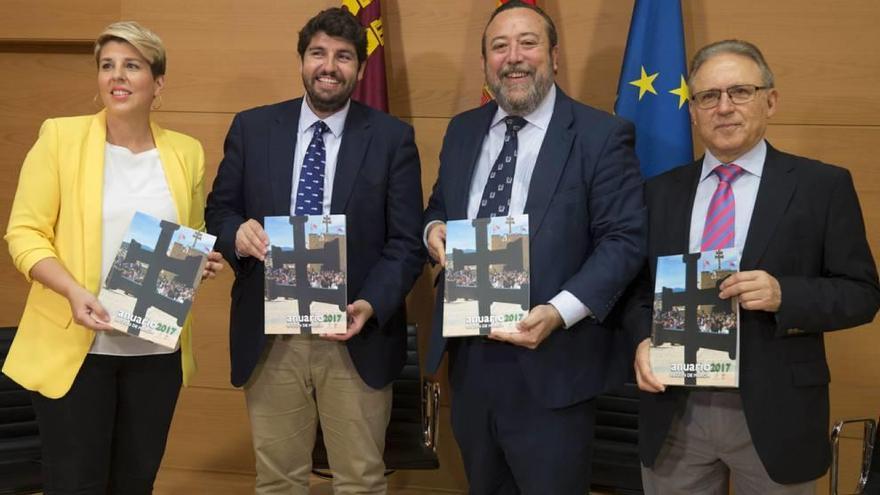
[713,163,744,184]
[504,116,527,134]
[312,120,329,137]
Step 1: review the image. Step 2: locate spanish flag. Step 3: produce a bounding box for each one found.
[481,0,538,105]
[342,0,389,112]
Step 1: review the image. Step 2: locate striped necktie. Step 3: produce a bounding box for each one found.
[701,163,745,251]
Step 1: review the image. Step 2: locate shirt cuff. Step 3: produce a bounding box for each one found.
[548,291,592,329]
[423,220,445,250]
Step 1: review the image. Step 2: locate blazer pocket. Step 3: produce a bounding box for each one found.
[30,284,73,330]
[790,359,831,387]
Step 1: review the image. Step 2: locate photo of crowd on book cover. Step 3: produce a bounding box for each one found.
[650,248,740,387]
[443,215,530,337]
[98,211,216,349]
[264,214,347,335]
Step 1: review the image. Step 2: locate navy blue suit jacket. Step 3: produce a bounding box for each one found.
[629,145,880,484]
[424,88,647,408]
[206,98,425,389]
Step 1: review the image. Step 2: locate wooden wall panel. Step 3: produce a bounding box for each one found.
[683,0,880,126]
[0,52,97,325]
[0,0,118,41]
[1,1,879,494]
[161,387,254,473]
[115,0,340,114]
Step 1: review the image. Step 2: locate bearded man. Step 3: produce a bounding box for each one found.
[423,1,646,493]
[206,7,424,495]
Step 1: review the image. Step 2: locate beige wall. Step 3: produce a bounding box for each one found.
[1,1,878,493]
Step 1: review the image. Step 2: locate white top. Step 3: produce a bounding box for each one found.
[689,140,766,255]
[289,97,350,214]
[91,142,178,356]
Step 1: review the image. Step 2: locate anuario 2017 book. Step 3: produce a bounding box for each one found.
[98,211,215,349]
[650,248,740,387]
[264,214,347,335]
[443,215,530,337]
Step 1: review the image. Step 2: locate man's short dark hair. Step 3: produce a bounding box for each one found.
[481,0,558,59]
[297,7,367,65]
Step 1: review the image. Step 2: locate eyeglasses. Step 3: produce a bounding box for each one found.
[690,85,770,109]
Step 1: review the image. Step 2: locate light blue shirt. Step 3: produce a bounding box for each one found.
[689,140,767,256]
[290,97,350,215]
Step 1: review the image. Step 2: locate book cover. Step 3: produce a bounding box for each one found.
[443,215,530,337]
[264,214,347,335]
[98,211,216,349]
[650,248,740,387]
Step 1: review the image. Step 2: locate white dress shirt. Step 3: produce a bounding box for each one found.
[290,97,350,214]
[689,140,767,255]
[465,85,556,218]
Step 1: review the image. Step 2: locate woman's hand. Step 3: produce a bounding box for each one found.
[67,285,115,332]
[201,251,225,281]
[29,258,115,332]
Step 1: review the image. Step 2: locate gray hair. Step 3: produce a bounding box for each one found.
[688,39,774,89]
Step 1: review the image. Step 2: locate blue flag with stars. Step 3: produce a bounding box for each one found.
[614,0,693,178]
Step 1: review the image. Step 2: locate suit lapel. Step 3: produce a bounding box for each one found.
[152,120,188,226]
[448,103,496,220]
[332,102,372,213]
[664,161,703,255]
[268,100,302,216]
[741,144,796,269]
[82,111,108,292]
[524,89,574,237]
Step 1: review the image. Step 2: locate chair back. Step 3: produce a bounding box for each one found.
[0,327,42,495]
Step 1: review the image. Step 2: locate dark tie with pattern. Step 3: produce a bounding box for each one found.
[701,163,745,250]
[477,116,527,218]
[294,121,329,216]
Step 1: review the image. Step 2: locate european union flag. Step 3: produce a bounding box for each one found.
[614,0,693,178]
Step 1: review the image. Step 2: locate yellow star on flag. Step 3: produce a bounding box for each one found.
[629,66,659,100]
[669,75,690,109]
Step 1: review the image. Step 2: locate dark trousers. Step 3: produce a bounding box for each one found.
[31,351,182,495]
[448,339,596,495]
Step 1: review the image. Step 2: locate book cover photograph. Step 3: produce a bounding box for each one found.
[98,211,216,349]
[264,214,347,335]
[650,248,740,387]
[443,215,530,337]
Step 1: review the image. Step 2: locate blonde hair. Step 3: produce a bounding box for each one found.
[94,21,166,77]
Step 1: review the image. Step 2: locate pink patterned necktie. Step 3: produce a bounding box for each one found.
[701,163,745,251]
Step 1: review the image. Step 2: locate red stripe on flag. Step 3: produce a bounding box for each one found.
[343,0,389,112]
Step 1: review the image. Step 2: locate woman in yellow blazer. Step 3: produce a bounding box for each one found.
[3,21,221,494]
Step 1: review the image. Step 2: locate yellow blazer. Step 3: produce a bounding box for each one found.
[3,110,206,398]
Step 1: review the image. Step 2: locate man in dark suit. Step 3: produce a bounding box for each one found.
[423,2,645,492]
[205,8,424,494]
[632,40,880,494]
